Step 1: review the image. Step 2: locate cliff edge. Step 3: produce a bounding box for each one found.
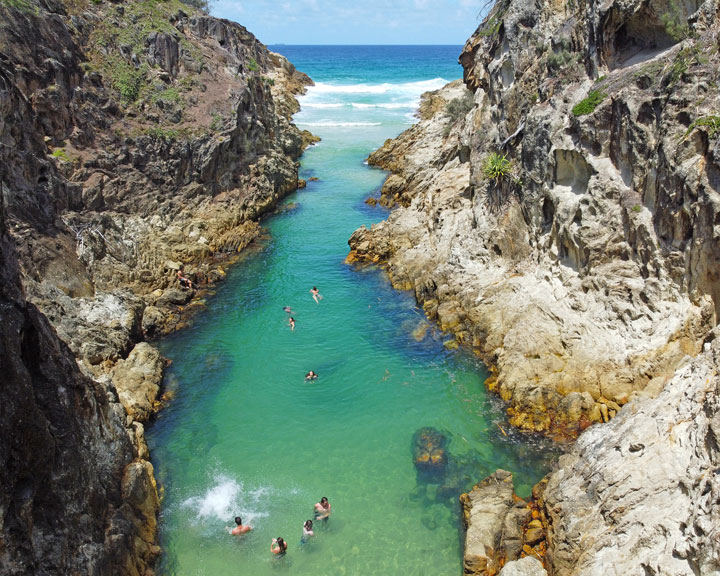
[349,0,720,437]
[347,0,720,573]
[0,0,311,573]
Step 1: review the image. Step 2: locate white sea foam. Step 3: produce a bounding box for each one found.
[310,77,448,96]
[350,102,415,109]
[298,121,382,127]
[301,102,344,109]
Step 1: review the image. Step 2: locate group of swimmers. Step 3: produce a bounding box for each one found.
[228,497,332,557]
[284,287,322,330]
[227,289,329,556]
[284,287,323,379]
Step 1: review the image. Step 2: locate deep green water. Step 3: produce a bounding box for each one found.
[148,46,556,575]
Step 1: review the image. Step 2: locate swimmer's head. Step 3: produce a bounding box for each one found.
[320,497,328,506]
[235,517,242,525]
[277,537,286,550]
[305,520,313,530]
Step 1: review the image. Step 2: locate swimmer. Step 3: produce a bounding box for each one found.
[283,306,293,314]
[271,537,287,555]
[305,370,318,380]
[314,496,331,520]
[288,317,295,331]
[310,286,321,304]
[228,516,252,535]
[301,520,314,543]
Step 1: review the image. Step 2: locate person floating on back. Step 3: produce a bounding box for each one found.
[301,520,314,544]
[314,496,331,520]
[271,537,287,555]
[305,370,318,380]
[228,516,251,535]
[310,286,321,304]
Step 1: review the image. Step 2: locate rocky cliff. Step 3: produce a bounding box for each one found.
[0,0,310,573]
[349,0,720,438]
[347,0,720,573]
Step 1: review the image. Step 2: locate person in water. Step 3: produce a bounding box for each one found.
[301,520,314,544]
[271,537,287,555]
[310,286,321,304]
[288,317,295,331]
[283,306,293,314]
[228,516,252,535]
[314,497,331,520]
[305,370,318,380]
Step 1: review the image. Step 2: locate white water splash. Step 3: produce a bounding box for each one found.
[182,474,271,526]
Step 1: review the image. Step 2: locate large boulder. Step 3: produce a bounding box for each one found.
[460,470,531,575]
[111,343,164,422]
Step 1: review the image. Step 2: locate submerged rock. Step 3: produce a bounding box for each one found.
[412,426,449,479]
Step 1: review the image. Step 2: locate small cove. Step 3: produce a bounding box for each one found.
[148,45,557,575]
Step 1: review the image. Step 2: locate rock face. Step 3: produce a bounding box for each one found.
[460,470,532,575]
[0,0,311,574]
[348,0,720,437]
[0,189,157,575]
[539,329,720,575]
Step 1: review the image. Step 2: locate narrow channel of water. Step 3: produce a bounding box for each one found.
[148,45,557,575]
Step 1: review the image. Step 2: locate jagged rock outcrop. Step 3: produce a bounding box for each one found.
[0,0,311,573]
[538,328,720,575]
[460,470,546,576]
[348,0,720,437]
[0,189,158,575]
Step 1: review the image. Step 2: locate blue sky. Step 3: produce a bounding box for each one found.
[211,1,487,45]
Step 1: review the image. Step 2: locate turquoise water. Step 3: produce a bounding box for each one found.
[148,46,556,576]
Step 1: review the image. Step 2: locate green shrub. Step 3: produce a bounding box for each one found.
[151,86,181,105]
[51,148,71,162]
[209,113,223,131]
[661,0,690,42]
[686,116,720,139]
[0,0,38,14]
[482,151,513,181]
[146,126,179,141]
[247,58,259,72]
[111,60,145,103]
[572,89,606,116]
[445,91,474,121]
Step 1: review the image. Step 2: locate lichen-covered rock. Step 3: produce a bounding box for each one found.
[348,0,720,436]
[538,331,720,575]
